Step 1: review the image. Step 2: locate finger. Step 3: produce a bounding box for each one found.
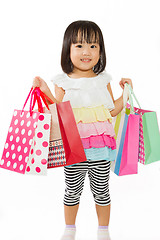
[35,76,43,81]
[119,82,124,89]
[33,78,40,88]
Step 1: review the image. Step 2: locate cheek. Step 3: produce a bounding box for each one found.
[70,53,77,64]
[93,51,100,62]
[70,49,77,61]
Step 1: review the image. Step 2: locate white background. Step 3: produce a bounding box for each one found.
[0,0,160,239]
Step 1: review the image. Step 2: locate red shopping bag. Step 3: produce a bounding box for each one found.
[56,101,87,166]
[36,90,87,168]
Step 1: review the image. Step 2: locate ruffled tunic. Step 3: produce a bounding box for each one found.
[51,71,116,162]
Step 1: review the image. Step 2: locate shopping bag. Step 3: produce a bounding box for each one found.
[124,84,160,165]
[111,84,140,176]
[134,107,160,164]
[25,113,51,175]
[0,88,40,174]
[25,87,52,175]
[44,103,67,168]
[57,101,87,166]
[38,90,87,168]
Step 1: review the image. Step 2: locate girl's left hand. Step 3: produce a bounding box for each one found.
[119,78,133,89]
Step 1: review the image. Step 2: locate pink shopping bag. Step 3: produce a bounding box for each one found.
[0,89,40,174]
[112,109,140,176]
[111,84,140,176]
[118,113,140,176]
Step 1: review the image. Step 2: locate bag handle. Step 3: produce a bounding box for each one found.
[21,87,36,116]
[34,88,44,113]
[32,88,54,110]
[22,87,33,113]
[21,87,54,116]
[127,83,141,109]
[39,89,54,105]
[123,83,141,113]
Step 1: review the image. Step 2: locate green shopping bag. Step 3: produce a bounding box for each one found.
[126,84,160,165]
[134,107,160,164]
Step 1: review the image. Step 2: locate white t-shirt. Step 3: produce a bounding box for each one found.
[51,71,115,111]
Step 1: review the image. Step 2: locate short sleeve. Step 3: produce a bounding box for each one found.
[51,74,68,90]
[51,74,66,89]
[99,71,112,86]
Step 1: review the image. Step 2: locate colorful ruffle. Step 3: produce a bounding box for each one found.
[84,147,117,161]
[81,134,116,150]
[72,105,112,124]
[71,105,116,162]
[77,121,115,138]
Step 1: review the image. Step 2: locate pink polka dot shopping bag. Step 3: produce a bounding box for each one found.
[0,88,51,175]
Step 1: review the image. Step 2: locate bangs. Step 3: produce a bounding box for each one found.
[71,28,99,44]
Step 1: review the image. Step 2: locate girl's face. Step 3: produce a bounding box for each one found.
[70,39,100,74]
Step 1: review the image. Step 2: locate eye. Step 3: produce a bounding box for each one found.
[90,45,97,48]
[76,44,83,48]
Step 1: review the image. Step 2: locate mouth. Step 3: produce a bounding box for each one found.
[80,58,91,63]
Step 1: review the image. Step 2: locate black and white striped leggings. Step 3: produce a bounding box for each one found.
[64,160,111,206]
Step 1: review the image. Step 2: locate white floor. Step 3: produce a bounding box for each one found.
[0,161,160,240]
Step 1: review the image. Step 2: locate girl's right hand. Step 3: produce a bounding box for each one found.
[32,76,59,104]
[33,76,49,93]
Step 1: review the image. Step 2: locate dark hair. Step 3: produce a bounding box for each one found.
[61,20,106,74]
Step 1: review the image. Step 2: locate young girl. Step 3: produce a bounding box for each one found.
[33,20,133,240]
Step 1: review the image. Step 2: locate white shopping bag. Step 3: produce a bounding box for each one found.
[25,113,51,175]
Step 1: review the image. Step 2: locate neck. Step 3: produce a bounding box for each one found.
[68,68,97,79]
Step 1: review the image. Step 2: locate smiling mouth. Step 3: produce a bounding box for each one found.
[81,58,91,62]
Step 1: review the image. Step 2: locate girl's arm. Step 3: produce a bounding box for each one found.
[54,84,65,102]
[107,78,133,117]
[33,76,61,104]
[107,83,123,117]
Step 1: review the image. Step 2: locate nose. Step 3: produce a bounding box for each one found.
[82,46,90,56]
